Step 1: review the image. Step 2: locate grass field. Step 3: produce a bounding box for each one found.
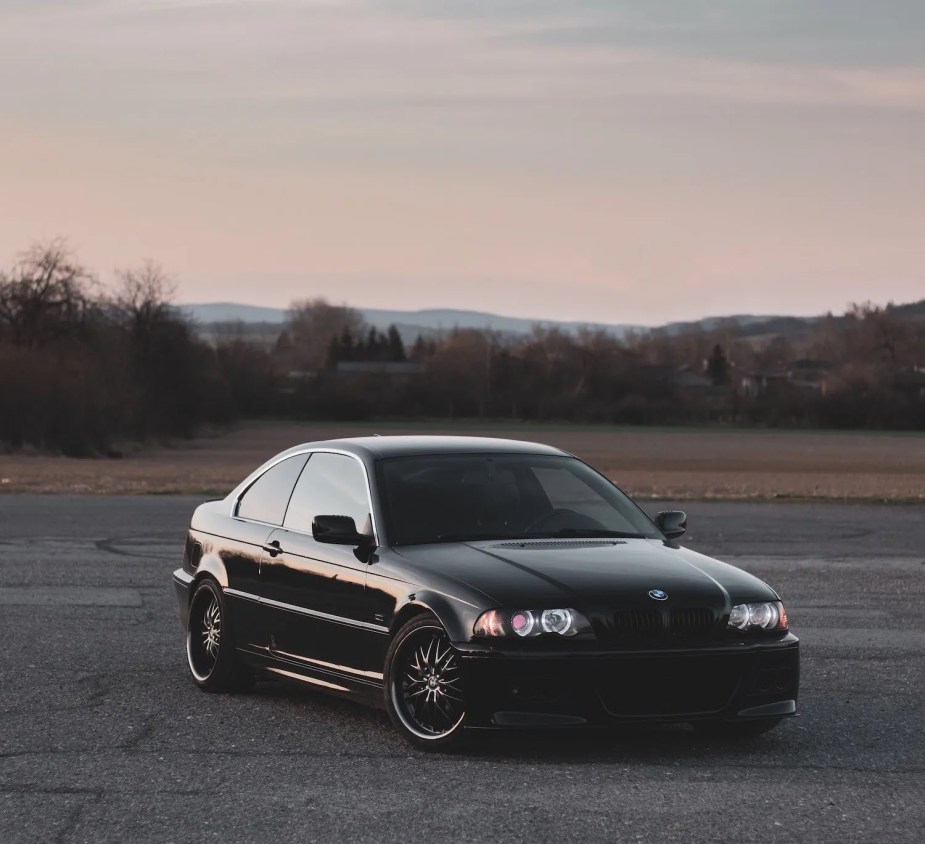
[1,420,923,500]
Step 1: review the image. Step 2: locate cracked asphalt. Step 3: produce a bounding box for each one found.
[0,496,923,843]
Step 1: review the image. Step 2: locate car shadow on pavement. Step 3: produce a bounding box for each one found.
[458,722,797,764]
[248,676,798,764]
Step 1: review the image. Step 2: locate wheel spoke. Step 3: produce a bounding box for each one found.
[433,695,456,723]
[439,690,463,702]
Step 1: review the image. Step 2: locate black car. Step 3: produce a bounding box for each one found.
[173,436,799,749]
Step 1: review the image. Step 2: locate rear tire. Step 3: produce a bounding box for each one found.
[186,578,253,693]
[692,717,783,737]
[384,616,467,751]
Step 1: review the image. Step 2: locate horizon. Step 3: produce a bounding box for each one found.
[179,293,922,329]
[2,1,924,324]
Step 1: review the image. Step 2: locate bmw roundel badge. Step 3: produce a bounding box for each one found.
[648,589,668,601]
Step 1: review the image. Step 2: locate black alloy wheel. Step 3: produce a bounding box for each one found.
[186,578,252,693]
[385,616,467,750]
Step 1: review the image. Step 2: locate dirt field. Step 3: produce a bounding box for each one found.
[1,421,922,500]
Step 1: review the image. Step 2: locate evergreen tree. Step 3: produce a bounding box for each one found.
[387,325,407,361]
[326,334,341,367]
[339,326,355,362]
[410,335,428,361]
[707,344,730,386]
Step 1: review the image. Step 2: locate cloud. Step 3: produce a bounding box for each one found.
[2,0,924,154]
[379,0,925,66]
[1,0,923,321]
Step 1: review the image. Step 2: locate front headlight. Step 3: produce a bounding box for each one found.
[728,601,788,631]
[473,608,589,638]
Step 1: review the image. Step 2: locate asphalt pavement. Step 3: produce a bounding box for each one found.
[1,496,923,843]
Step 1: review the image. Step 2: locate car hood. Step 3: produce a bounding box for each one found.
[392,538,778,611]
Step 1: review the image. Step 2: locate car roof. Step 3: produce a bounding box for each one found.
[280,435,570,460]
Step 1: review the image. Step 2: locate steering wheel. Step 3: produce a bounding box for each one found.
[524,508,603,534]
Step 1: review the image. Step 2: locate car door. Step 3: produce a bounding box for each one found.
[260,451,385,681]
[225,453,309,650]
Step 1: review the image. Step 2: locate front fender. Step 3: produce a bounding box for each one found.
[394,589,484,644]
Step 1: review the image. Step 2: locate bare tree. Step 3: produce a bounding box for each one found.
[428,329,495,418]
[282,297,366,371]
[112,260,178,331]
[0,239,97,347]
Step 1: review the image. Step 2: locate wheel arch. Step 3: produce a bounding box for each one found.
[192,553,229,589]
[390,590,479,644]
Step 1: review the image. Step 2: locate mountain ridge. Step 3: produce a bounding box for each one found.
[180,301,828,339]
[181,298,925,343]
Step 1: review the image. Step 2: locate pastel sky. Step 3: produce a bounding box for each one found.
[1,0,923,324]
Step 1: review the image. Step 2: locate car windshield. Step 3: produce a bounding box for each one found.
[379,453,662,546]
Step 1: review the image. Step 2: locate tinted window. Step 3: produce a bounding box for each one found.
[531,465,645,535]
[380,454,660,546]
[284,452,371,534]
[236,454,308,525]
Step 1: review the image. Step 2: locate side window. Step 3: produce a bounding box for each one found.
[284,453,371,535]
[236,455,308,525]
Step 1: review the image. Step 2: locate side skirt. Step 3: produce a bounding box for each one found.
[236,645,383,707]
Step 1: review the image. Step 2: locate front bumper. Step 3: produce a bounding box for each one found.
[172,568,194,628]
[458,635,799,728]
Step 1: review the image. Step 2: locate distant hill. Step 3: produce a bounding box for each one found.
[888,300,925,320]
[180,299,925,343]
[183,303,286,323]
[180,302,811,341]
[180,302,642,338]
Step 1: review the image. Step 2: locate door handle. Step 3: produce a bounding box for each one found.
[262,540,283,557]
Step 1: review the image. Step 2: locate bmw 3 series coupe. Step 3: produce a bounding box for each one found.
[173,436,799,749]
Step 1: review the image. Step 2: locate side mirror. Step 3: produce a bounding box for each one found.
[655,510,687,540]
[312,515,373,547]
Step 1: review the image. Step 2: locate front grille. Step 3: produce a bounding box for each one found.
[670,607,715,638]
[598,607,718,644]
[610,609,663,640]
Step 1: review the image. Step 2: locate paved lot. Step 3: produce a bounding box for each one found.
[0,496,923,842]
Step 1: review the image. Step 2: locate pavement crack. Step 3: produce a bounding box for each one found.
[51,789,103,844]
[114,716,157,751]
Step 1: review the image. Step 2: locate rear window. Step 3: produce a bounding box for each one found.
[236,454,308,525]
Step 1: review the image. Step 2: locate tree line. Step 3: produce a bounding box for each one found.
[0,242,231,454]
[1,241,922,455]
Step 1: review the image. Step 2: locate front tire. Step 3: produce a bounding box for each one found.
[384,616,467,751]
[186,578,252,693]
